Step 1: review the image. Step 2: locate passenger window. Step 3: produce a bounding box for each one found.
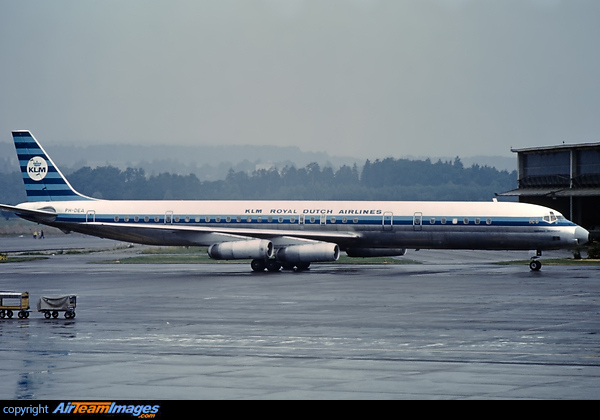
[475,218,480,225]
[430,218,436,224]
[441,218,447,224]
[452,218,458,225]
[486,218,492,225]
[463,218,469,224]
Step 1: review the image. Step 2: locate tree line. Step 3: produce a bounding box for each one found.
[1,157,517,205]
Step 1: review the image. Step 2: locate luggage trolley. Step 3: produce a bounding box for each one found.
[38,295,77,319]
[0,291,30,319]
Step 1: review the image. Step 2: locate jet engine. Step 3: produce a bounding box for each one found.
[345,248,406,257]
[276,242,340,263]
[208,239,273,260]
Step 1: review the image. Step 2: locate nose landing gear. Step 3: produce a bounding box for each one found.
[529,259,542,271]
[529,249,542,271]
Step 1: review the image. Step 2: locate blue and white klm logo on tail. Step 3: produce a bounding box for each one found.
[27,156,48,181]
[13,130,92,202]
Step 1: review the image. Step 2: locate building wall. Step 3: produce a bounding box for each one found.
[512,143,600,238]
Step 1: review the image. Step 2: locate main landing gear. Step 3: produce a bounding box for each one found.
[250,259,310,272]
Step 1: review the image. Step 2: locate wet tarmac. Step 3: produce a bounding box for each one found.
[1,236,599,399]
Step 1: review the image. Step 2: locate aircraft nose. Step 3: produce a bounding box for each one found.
[574,226,590,245]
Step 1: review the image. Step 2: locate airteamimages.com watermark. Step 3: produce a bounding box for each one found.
[2,402,161,418]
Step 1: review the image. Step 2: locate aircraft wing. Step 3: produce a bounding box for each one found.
[83,222,361,248]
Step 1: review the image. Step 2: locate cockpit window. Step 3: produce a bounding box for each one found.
[543,211,558,223]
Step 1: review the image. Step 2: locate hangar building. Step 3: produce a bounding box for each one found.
[500,142,600,240]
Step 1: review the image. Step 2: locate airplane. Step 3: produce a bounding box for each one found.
[0,130,590,272]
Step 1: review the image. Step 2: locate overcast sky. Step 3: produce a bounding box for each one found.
[1,0,599,160]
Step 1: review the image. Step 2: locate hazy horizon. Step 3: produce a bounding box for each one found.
[2,1,598,160]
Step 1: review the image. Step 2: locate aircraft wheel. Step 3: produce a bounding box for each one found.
[266,260,281,272]
[251,259,266,272]
[295,262,311,271]
[529,260,542,271]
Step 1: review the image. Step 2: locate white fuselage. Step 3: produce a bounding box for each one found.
[18,199,589,251]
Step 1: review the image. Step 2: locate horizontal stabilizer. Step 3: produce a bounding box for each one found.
[0,203,57,222]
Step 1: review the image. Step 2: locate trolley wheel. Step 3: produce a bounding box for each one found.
[52,311,59,318]
[18,310,26,319]
[44,311,51,319]
[0,310,4,319]
[65,310,75,319]
[7,310,13,319]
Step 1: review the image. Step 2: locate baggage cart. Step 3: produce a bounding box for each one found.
[38,295,77,319]
[0,291,30,319]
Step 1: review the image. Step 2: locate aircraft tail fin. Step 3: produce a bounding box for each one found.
[13,131,92,202]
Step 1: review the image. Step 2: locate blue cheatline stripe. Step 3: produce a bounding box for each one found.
[55,211,569,229]
[13,131,90,202]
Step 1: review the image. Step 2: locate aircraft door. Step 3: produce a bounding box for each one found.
[383,212,393,231]
[413,212,423,231]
